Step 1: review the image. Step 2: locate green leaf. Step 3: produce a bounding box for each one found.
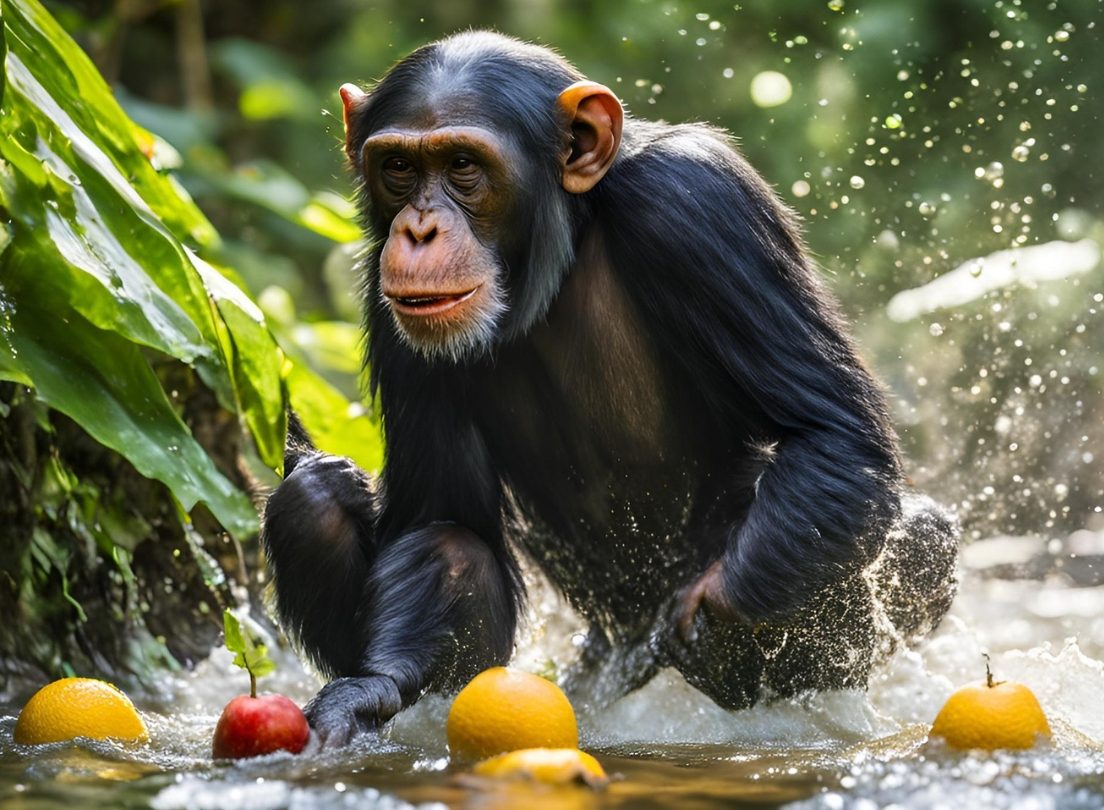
[287,359,383,474]
[1,0,216,246]
[223,609,246,655]
[193,159,360,243]
[192,255,286,471]
[222,609,276,694]
[0,281,257,537]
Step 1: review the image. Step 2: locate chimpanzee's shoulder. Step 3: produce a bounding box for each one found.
[608,118,768,204]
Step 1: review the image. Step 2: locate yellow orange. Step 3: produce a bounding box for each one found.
[447,667,578,760]
[14,677,148,745]
[474,747,608,787]
[931,676,1050,751]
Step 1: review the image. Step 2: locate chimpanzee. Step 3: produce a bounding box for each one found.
[262,31,958,746]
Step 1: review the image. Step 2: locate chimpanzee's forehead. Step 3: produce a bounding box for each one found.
[371,32,579,131]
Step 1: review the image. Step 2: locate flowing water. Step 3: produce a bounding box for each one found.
[4,546,1104,810]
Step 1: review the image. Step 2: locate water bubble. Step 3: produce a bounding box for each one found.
[1054,30,1070,42]
[827,0,844,11]
[918,201,937,217]
[722,67,735,79]
[1011,144,1031,162]
[791,180,811,198]
[884,114,903,130]
[976,161,1005,187]
[875,229,899,250]
[749,71,793,107]
[928,322,944,337]
[849,175,865,189]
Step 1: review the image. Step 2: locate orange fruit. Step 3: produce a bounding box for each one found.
[930,673,1051,751]
[474,747,608,787]
[447,667,578,760]
[14,677,148,745]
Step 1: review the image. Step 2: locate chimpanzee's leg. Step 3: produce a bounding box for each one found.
[262,451,377,679]
[304,523,517,746]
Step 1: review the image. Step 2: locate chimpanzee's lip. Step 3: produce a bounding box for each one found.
[385,287,480,317]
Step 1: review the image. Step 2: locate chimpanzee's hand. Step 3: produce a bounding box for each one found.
[304,675,403,748]
[674,559,743,642]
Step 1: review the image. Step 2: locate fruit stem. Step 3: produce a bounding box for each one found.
[984,652,994,688]
[249,670,257,699]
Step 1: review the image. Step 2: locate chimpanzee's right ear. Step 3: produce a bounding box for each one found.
[339,84,369,163]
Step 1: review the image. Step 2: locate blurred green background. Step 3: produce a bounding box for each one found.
[45,0,1104,534]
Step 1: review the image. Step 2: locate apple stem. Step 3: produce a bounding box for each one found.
[249,670,257,699]
[984,652,994,688]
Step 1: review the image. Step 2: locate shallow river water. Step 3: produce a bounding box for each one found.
[4,561,1104,810]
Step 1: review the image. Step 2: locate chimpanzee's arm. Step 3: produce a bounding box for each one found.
[599,129,903,624]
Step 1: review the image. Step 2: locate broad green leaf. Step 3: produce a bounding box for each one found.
[287,360,383,474]
[192,254,286,470]
[195,159,361,243]
[291,320,364,376]
[0,274,257,537]
[1,0,215,246]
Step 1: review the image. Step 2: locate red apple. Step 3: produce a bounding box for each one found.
[212,693,310,759]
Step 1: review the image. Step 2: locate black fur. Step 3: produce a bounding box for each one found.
[262,31,958,745]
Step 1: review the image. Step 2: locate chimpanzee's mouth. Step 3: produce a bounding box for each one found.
[386,287,480,317]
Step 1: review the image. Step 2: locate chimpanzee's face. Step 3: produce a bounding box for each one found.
[360,123,519,362]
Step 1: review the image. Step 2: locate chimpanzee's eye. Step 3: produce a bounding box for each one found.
[381,156,417,194]
[384,156,412,173]
[449,155,482,193]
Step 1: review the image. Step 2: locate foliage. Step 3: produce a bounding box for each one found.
[0,0,381,682]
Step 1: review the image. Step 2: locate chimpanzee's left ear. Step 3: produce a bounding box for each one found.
[339,83,369,164]
[557,81,623,194]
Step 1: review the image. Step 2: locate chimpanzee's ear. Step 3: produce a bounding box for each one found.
[339,83,369,163]
[557,81,623,194]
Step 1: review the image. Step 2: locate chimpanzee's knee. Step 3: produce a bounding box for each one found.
[262,453,376,677]
[362,524,517,696]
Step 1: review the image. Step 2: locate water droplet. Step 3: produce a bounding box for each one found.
[1054,29,1070,42]
[884,113,903,130]
[875,229,899,250]
[918,201,937,217]
[849,175,865,189]
[1011,144,1030,162]
[929,323,944,337]
[749,71,793,107]
[827,0,844,10]
[791,180,811,198]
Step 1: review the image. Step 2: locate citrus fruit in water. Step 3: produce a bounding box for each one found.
[14,677,148,745]
[930,669,1051,750]
[474,747,608,787]
[447,667,578,759]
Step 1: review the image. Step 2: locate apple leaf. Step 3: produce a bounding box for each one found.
[223,609,276,697]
